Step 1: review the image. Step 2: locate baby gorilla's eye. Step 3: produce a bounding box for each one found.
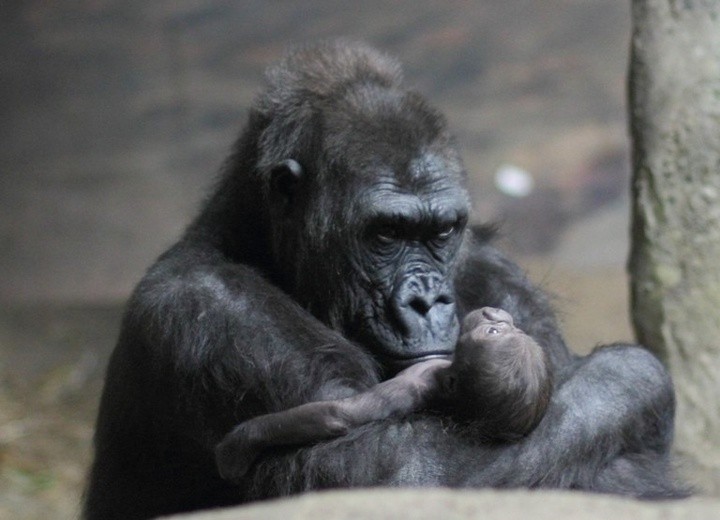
[486,326,500,335]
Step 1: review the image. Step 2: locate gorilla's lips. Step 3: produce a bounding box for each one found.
[356,314,458,375]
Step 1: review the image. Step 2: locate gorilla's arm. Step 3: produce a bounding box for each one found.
[215,359,450,480]
[83,247,386,519]
[244,345,679,499]
[217,303,552,478]
[135,247,382,426]
[450,240,680,492]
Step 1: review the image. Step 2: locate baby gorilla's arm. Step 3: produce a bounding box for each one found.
[215,359,451,479]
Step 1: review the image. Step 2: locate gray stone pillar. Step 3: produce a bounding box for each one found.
[629,0,720,470]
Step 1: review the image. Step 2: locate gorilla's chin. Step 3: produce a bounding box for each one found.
[358,324,457,377]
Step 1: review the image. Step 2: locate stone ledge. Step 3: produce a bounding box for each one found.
[162,488,720,520]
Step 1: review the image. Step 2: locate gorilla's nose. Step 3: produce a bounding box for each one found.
[407,292,453,317]
[392,274,456,337]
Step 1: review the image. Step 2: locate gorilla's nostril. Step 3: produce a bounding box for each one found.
[436,294,454,306]
[392,275,456,336]
[409,297,432,316]
[408,294,453,317]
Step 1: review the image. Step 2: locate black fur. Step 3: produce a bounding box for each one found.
[213,306,551,479]
[83,41,686,520]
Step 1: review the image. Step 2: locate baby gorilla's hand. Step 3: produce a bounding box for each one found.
[215,424,259,482]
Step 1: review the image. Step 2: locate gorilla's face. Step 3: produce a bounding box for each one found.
[318,120,470,370]
[342,154,468,368]
[268,84,469,370]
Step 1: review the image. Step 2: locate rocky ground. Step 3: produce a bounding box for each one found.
[164,489,720,520]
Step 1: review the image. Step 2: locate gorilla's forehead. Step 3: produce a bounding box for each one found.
[361,193,467,227]
[351,152,470,220]
[356,178,469,223]
[350,150,464,187]
[405,152,464,185]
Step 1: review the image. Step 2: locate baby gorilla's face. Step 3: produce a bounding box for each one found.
[456,307,522,366]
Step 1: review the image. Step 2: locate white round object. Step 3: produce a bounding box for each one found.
[494,164,534,198]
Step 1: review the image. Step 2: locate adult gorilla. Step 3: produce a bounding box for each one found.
[83,41,684,520]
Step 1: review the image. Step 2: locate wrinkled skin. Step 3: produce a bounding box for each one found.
[83,41,687,520]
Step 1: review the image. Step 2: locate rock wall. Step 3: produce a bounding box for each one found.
[628,0,720,469]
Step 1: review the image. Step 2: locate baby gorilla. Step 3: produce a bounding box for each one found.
[216,307,552,479]
[445,307,552,435]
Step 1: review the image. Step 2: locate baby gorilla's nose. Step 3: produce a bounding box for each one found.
[479,307,514,325]
[462,307,515,332]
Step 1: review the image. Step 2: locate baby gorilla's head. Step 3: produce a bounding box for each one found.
[444,307,552,440]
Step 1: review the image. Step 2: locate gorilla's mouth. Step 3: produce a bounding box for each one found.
[360,323,456,368]
[350,302,458,375]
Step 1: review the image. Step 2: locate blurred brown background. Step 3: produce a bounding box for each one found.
[0,1,641,518]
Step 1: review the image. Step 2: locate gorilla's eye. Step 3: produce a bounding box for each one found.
[431,222,459,246]
[486,326,500,335]
[436,223,456,240]
[376,225,400,243]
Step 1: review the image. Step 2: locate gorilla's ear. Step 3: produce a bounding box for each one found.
[270,159,304,214]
